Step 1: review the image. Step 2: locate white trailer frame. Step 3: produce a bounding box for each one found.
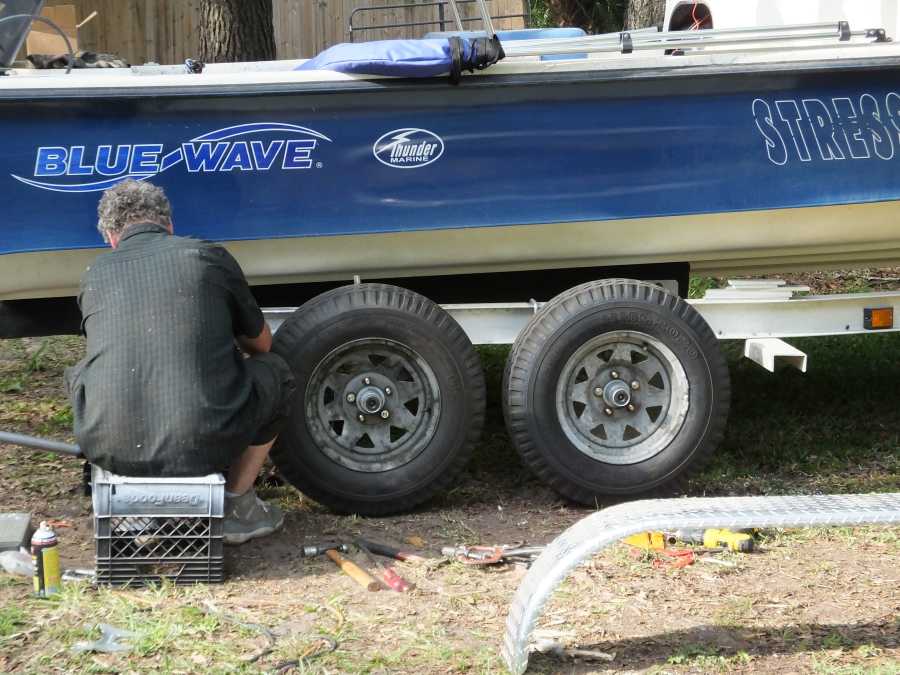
[264,281,900,374]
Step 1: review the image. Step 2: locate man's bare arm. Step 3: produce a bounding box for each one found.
[237,322,272,355]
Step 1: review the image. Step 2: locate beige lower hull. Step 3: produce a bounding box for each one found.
[3,202,899,301]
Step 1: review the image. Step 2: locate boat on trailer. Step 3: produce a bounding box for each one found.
[1,0,899,514]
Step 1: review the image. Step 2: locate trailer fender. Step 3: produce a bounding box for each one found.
[502,493,900,674]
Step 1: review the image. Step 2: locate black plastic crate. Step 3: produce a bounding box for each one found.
[92,467,225,586]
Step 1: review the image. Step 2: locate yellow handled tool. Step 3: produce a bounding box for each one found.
[623,531,667,550]
[326,549,381,591]
[701,528,754,552]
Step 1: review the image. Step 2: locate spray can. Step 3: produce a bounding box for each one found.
[31,521,61,597]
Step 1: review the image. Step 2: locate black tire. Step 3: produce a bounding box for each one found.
[503,279,730,504]
[271,283,485,515]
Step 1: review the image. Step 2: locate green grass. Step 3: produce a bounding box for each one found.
[0,604,26,639]
[691,333,900,495]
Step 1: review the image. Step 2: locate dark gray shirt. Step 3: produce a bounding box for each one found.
[66,223,266,476]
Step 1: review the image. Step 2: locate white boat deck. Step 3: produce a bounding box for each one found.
[1,24,898,93]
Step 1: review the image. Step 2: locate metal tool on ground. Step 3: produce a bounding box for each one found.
[300,543,349,557]
[325,548,380,591]
[442,544,546,565]
[355,539,414,592]
[356,538,429,563]
[670,528,755,552]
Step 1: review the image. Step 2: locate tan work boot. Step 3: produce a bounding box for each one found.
[223,489,284,545]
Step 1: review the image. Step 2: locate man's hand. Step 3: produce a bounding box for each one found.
[237,322,272,355]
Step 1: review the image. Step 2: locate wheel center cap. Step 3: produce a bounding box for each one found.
[356,385,386,414]
[603,380,632,408]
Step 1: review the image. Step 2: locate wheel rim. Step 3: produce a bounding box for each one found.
[305,338,441,473]
[555,331,689,465]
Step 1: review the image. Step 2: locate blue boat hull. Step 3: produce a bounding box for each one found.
[2,57,900,301]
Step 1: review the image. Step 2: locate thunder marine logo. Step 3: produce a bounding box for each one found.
[12,122,331,193]
[373,128,444,168]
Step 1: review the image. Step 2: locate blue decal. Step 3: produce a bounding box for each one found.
[11,122,332,193]
[34,147,68,177]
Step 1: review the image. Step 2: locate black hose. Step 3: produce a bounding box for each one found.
[0,430,81,456]
[0,13,75,74]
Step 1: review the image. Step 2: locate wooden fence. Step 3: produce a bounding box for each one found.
[40,0,528,63]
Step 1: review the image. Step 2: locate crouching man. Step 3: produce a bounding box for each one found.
[66,180,296,545]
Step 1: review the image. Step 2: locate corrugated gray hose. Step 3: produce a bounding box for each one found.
[503,493,900,674]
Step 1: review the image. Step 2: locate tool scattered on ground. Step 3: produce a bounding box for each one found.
[652,548,695,569]
[671,528,755,552]
[31,521,61,597]
[71,624,135,654]
[356,538,429,563]
[625,528,755,552]
[441,544,546,566]
[623,531,667,550]
[62,568,96,582]
[326,548,381,591]
[355,539,414,592]
[299,543,349,557]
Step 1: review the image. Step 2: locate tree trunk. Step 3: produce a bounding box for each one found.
[199,0,275,63]
[624,0,665,29]
[545,0,626,35]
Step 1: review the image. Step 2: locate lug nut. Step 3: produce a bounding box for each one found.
[604,407,613,416]
[631,381,640,390]
[385,387,392,395]
[347,393,356,403]
[364,377,371,385]
[627,403,636,412]
[358,414,366,423]
[380,410,390,419]
[593,387,603,397]
[610,371,619,380]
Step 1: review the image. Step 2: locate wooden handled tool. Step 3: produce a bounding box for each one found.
[325,549,380,591]
[356,540,415,592]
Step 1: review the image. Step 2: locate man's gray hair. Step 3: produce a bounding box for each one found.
[97,180,172,242]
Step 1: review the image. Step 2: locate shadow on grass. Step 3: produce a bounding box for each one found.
[530,617,900,672]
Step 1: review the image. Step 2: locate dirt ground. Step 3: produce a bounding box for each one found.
[0,271,899,673]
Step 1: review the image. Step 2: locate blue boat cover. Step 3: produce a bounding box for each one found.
[296,36,504,81]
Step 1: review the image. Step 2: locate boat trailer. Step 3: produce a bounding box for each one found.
[502,492,900,674]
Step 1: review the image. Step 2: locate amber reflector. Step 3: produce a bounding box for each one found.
[864,308,894,330]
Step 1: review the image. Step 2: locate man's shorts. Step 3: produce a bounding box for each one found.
[245,352,297,446]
